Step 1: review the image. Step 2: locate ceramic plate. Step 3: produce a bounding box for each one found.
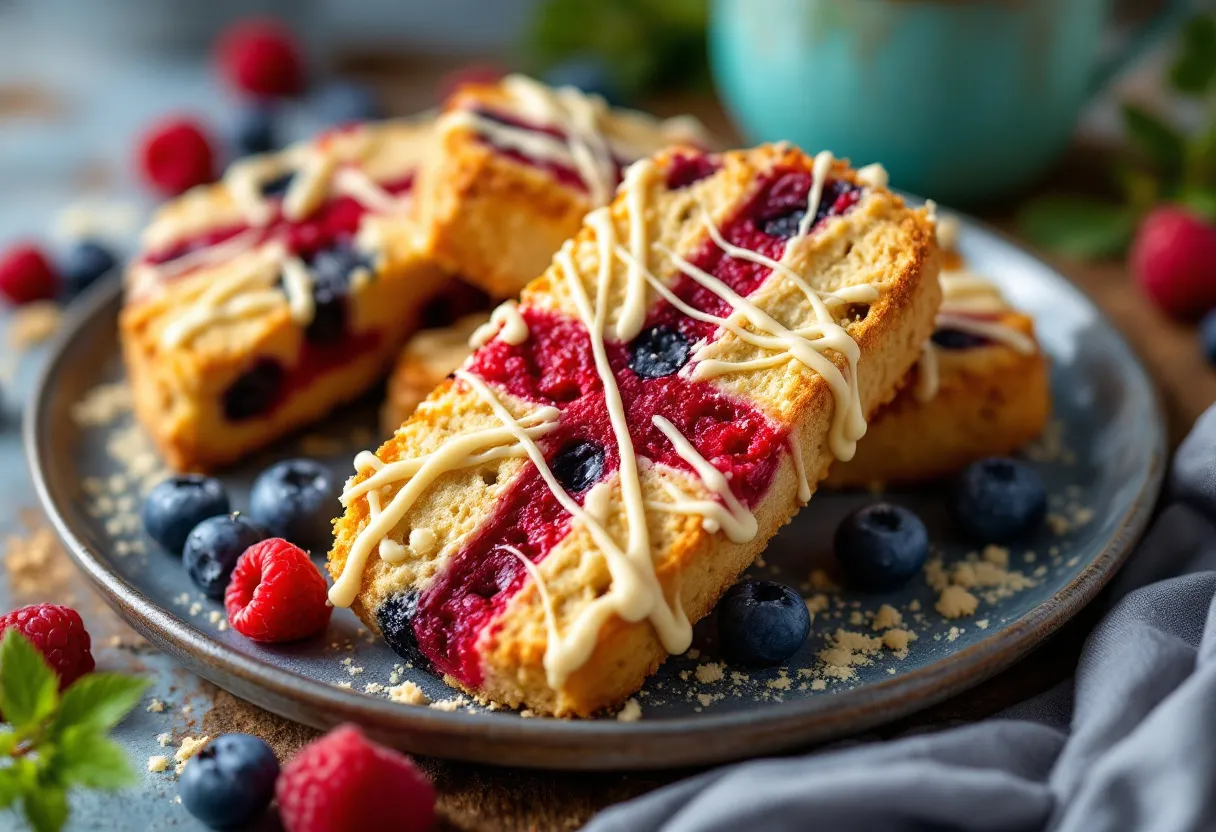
[27,213,1164,770]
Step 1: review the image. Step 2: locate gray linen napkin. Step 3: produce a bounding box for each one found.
[588,406,1216,832]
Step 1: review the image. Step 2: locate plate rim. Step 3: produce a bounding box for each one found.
[25,214,1167,770]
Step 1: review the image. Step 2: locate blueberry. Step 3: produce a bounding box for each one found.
[141,475,230,555]
[1201,307,1216,366]
[313,80,384,126]
[953,458,1047,543]
[259,171,294,200]
[931,328,989,350]
[629,325,691,379]
[248,459,338,553]
[61,240,117,298]
[179,733,279,829]
[299,243,373,345]
[376,591,428,668]
[182,514,268,599]
[551,441,604,493]
[717,580,810,666]
[542,56,625,106]
[222,359,285,421]
[761,180,856,239]
[834,503,929,592]
[232,105,279,158]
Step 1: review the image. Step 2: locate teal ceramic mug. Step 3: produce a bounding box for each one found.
[710,0,1184,203]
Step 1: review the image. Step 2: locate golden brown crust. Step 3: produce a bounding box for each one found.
[380,313,489,436]
[330,143,942,716]
[414,76,713,299]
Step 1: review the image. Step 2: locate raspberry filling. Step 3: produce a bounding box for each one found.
[468,107,626,194]
[141,172,415,275]
[404,166,863,686]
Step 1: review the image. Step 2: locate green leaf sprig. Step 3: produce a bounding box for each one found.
[1018,12,1216,259]
[0,631,148,832]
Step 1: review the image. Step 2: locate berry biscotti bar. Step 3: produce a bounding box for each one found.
[121,120,447,472]
[329,144,942,716]
[413,74,711,299]
[827,242,1049,488]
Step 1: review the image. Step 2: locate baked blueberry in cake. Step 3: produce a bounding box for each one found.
[328,143,941,716]
[120,120,448,472]
[826,221,1050,488]
[413,73,712,299]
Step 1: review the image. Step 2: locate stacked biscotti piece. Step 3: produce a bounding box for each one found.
[329,143,943,715]
[121,75,705,473]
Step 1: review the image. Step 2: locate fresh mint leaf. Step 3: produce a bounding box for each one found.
[21,786,68,832]
[52,729,134,791]
[1016,196,1136,259]
[1170,14,1216,95]
[1122,104,1186,179]
[52,674,148,737]
[0,632,58,729]
[0,766,25,810]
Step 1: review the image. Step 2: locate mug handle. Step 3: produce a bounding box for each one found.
[1088,0,1191,96]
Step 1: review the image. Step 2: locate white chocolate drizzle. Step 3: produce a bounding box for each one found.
[439,74,706,210]
[469,300,529,349]
[332,407,561,607]
[797,151,836,237]
[149,125,418,349]
[913,266,1038,402]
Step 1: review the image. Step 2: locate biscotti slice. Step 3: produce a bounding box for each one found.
[414,73,711,298]
[328,144,942,716]
[121,120,448,472]
[827,245,1050,488]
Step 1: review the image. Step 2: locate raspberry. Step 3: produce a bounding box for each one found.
[1130,205,1216,319]
[0,244,58,305]
[0,604,94,689]
[217,19,305,98]
[225,538,331,643]
[137,117,216,196]
[276,724,435,832]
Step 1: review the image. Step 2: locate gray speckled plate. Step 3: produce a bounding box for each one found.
[26,214,1164,770]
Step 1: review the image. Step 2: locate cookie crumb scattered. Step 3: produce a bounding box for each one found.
[388,681,429,706]
[147,755,169,773]
[8,301,62,349]
[156,732,172,747]
[694,662,724,684]
[146,698,166,713]
[616,698,642,722]
[936,585,979,619]
[871,604,902,630]
[174,735,210,774]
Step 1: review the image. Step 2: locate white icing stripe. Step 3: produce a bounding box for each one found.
[279,256,315,326]
[160,247,287,348]
[659,242,867,462]
[354,451,411,563]
[914,340,940,403]
[797,151,835,237]
[329,403,562,607]
[469,300,530,349]
[503,544,562,663]
[935,313,1037,355]
[332,167,412,216]
[283,149,338,222]
[651,416,757,542]
[139,229,265,290]
[225,151,300,227]
[615,160,655,340]
[341,413,559,506]
[855,163,889,189]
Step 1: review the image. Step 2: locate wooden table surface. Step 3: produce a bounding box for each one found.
[3,57,1214,832]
